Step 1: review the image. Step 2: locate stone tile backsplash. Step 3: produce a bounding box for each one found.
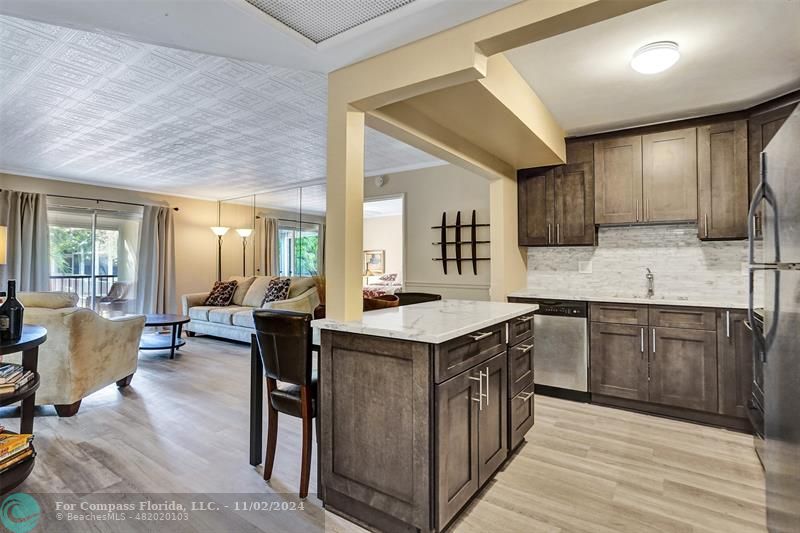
[526,224,757,304]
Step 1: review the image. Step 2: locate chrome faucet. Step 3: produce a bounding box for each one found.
[646,268,654,298]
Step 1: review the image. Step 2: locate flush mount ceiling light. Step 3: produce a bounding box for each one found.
[630,41,680,74]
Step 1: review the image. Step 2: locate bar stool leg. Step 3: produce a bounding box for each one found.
[263,378,278,481]
[299,385,312,498]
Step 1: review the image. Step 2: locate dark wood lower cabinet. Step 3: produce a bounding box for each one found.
[648,327,718,412]
[509,382,534,450]
[322,318,525,533]
[589,303,752,430]
[717,310,753,418]
[436,366,480,529]
[590,323,648,401]
[436,352,507,528]
[477,353,507,486]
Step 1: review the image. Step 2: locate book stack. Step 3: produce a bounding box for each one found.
[0,432,34,474]
[0,363,34,395]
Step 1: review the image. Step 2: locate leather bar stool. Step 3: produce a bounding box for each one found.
[253,309,317,498]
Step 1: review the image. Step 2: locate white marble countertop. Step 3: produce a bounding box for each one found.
[507,290,750,309]
[312,299,538,344]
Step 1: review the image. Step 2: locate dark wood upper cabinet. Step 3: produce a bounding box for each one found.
[642,128,698,223]
[697,120,749,240]
[748,100,799,238]
[594,135,642,224]
[517,162,594,247]
[748,101,799,199]
[590,322,649,401]
[517,167,554,246]
[648,327,718,412]
[554,162,595,245]
[717,310,753,418]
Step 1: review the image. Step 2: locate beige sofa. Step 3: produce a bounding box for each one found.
[11,291,146,417]
[182,276,320,343]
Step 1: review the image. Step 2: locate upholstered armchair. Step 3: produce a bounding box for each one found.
[8,292,146,417]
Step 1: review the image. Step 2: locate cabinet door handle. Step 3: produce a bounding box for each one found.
[517,391,534,402]
[484,367,490,406]
[726,310,731,338]
[640,327,645,355]
[556,223,560,244]
[547,223,551,245]
[652,328,656,354]
[468,331,492,341]
[516,343,534,354]
[704,213,709,238]
[469,373,483,411]
[517,315,535,322]
[636,199,640,222]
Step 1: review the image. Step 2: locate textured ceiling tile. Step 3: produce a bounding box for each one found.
[0,14,441,199]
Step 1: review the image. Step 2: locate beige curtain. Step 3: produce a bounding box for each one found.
[260,217,279,276]
[136,206,176,314]
[0,190,50,291]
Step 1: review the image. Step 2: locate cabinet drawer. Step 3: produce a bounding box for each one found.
[590,303,648,325]
[509,341,534,397]
[649,306,717,330]
[508,314,535,346]
[509,382,535,451]
[434,322,506,383]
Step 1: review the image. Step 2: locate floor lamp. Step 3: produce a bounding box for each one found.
[0,226,6,298]
[210,226,229,281]
[236,228,253,276]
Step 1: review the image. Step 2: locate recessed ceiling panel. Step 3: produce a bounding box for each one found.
[244,0,417,43]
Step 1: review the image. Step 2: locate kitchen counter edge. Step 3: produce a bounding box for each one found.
[312,299,539,344]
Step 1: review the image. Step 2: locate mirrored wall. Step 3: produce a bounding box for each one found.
[218,184,326,280]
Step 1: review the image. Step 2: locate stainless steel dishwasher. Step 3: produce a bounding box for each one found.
[532,300,589,395]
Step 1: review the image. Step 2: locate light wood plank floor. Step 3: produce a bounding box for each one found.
[3,336,765,532]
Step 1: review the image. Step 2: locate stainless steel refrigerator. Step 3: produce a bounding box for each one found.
[748,105,800,533]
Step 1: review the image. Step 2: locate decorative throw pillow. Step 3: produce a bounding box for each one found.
[204,280,238,306]
[262,277,292,306]
[378,273,398,283]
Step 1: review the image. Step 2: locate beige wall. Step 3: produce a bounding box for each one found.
[1,172,226,312]
[365,164,491,300]
[363,214,403,281]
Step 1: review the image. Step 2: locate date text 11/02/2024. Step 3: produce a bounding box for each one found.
[54,500,306,513]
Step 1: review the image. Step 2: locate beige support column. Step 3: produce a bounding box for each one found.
[325,103,366,321]
[489,175,527,301]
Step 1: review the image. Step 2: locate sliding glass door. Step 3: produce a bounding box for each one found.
[48,200,142,315]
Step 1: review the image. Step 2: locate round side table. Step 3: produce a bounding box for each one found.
[0,325,46,494]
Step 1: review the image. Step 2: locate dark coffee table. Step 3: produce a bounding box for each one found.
[139,314,190,359]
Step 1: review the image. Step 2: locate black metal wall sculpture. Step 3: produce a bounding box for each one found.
[432,210,490,275]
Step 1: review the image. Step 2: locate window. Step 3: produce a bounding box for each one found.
[277,221,320,277]
[47,200,142,313]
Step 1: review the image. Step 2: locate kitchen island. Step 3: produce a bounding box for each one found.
[312,299,538,533]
